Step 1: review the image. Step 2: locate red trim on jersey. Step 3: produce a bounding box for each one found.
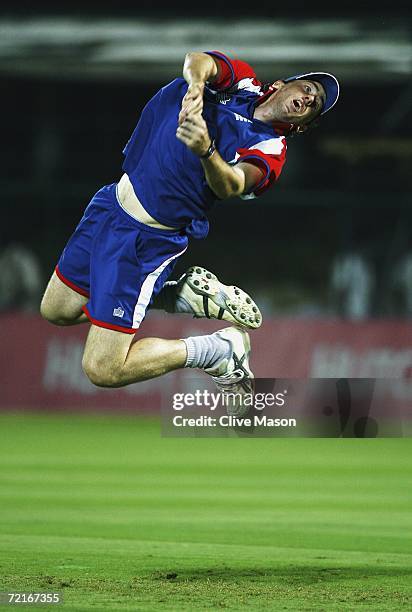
[254,85,276,106]
[236,145,287,196]
[206,51,235,89]
[236,154,270,192]
[206,51,258,90]
[55,265,90,297]
[82,305,138,334]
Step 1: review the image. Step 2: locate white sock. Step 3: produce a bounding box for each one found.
[183,332,231,369]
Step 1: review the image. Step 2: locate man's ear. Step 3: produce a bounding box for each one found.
[271,80,285,89]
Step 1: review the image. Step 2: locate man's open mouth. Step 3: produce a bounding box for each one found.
[292,98,303,112]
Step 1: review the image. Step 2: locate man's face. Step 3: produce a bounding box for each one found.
[268,79,326,126]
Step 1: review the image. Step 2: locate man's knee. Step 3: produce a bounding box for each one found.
[40,271,87,325]
[40,294,63,325]
[82,324,139,388]
[82,353,123,388]
[40,294,73,326]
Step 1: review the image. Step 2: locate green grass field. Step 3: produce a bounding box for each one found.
[0,413,411,611]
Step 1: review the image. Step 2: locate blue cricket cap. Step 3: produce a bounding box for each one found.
[283,71,340,115]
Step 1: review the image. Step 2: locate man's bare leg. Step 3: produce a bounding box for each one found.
[81,323,252,391]
[40,272,88,325]
[81,323,253,424]
[82,325,188,387]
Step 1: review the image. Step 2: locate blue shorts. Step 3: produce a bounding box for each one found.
[56,183,188,333]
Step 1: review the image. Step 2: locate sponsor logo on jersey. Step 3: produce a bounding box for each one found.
[113,307,125,318]
[234,113,252,123]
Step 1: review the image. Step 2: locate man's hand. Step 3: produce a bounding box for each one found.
[180,52,218,125]
[176,112,211,158]
[179,83,204,126]
[176,111,265,199]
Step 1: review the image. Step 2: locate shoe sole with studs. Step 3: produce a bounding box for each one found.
[184,266,262,330]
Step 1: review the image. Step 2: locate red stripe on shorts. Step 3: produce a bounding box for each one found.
[82,305,138,334]
[55,265,90,297]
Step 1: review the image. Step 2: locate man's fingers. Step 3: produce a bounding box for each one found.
[176,92,210,155]
[178,123,204,139]
[182,112,204,126]
[176,125,192,137]
[187,83,204,97]
[181,108,202,124]
[182,101,202,115]
[176,121,206,147]
[176,124,203,140]
[179,109,205,128]
[181,94,201,111]
[176,132,188,144]
[176,129,192,147]
[180,86,204,118]
[180,98,203,119]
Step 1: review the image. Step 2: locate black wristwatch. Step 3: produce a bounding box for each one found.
[200,139,216,159]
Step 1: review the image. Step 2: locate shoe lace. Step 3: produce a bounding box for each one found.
[212,370,253,417]
[212,369,253,394]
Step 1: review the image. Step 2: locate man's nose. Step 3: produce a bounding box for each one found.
[304,94,316,107]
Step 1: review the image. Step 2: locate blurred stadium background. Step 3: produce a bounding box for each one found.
[0,2,411,610]
[2,2,412,406]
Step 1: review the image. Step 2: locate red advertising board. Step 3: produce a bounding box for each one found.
[1,313,412,412]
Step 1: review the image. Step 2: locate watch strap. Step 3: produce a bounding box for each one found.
[200,139,216,159]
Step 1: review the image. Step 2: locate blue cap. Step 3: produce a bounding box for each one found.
[284,71,340,115]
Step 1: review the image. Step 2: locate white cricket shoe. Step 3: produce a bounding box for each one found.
[205,326,254,417]
[177,266,262,330]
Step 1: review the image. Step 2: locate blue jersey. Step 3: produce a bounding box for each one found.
[122,51,287,239]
